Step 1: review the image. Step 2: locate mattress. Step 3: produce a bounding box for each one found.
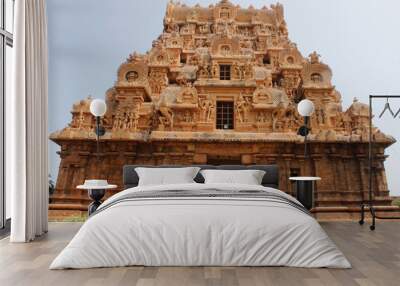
[50,183,351,269]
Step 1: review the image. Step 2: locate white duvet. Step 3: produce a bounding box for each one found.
[50,183,351,269]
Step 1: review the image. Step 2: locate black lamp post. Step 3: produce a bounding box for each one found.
[297,99,315,158]
[290,99,318,211]
[89,99,107,161]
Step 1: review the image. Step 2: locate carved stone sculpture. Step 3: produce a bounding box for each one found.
[236,94,249,123]
[200,94,215,122]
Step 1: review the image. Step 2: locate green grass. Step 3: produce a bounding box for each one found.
[392,197,400,207]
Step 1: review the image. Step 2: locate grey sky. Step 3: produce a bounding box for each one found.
[47,0,400,195]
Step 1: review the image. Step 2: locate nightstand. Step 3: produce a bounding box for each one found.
[77,180,117,215]
[289,177,321,210]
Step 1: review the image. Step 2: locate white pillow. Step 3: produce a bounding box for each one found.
[135,167,201,186]
[200,169,266,185]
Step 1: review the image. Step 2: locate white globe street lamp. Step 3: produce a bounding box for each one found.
[90,99,107,117]
[297,99,315,158]
[297,99,315,117]
[89,99,107,160]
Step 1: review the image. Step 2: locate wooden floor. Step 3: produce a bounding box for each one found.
[0,222,399,286]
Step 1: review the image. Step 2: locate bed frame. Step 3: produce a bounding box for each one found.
[122,165,279,189]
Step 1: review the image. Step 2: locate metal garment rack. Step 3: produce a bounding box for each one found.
[359,95,400,230]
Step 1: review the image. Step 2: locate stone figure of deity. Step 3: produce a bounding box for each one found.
[236,94,250,123]
[200,95,215,122]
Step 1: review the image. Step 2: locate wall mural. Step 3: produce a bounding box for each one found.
[50,0,395,218]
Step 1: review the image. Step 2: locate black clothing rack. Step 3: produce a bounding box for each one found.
[359,95,400,230]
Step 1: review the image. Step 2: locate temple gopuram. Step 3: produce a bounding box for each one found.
[50,0,398,219]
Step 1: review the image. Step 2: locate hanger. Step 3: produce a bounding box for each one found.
[379,98,395,118]
[394,107,400,118]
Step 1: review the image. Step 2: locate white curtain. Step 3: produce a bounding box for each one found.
[8,0,49,242]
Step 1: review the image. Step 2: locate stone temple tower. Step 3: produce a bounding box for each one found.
[50,0,396,219]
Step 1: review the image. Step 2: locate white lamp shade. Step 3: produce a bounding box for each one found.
[297,99,315,117]
[90,99,107,117]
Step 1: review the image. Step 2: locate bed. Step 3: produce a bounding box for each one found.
[50,165,351,269]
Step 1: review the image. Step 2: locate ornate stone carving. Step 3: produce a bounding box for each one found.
[126,71,139,82]
[199,94,215,122]
[253,87,273,106]
[235,94,251,123]
[176,85,198,106]
[197,63,210,79]
[232,62,242,79]
[157,95,174,129]
[149,69,168,95]
[116,55,149,88]
[69,96,94,130]
[112,104,141,131]
[309,51,321,64]
[243,60,254,79]
[211,63,219,78]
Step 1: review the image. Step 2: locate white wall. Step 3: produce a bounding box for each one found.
[47,0,400,195]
